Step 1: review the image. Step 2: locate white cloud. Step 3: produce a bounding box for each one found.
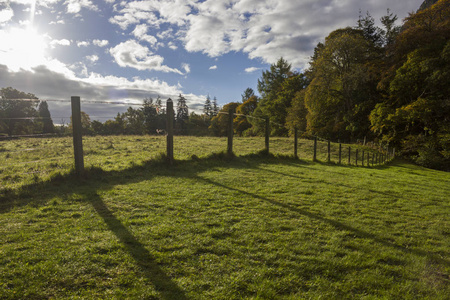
[209,65,217,70]
[50,38,71,48]
[86,54,99,63]
[0,6,14,23]
[77,41,90,47]
[168,41,178,50]
[49,19,65,25]
[65,0,98,14]
[93,39,109,47]
[182,63,190,74]
[108,0,422,69]
[132,24,157,46]
[109,40,182,74]
[245,67,260,73]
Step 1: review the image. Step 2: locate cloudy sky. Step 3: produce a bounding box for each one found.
[1,0,423,121]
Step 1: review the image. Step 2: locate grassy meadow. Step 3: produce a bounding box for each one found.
[0,135,449,299]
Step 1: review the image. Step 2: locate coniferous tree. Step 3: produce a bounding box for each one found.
[176,94,189,134]
[38,101,54,133]
[241,88,255,102]
[212,97,219,116]
[203,95,212,118]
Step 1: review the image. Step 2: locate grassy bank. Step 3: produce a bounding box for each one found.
[0,136,448,299]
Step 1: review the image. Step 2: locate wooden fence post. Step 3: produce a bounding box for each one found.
[348,147,351,165]
[372,153,374,167]
[339,143,342,164]
[355,149,358,166]
[71,96,84,177]
[362,150,365,166]
[228,109,234,155]
[265,118,270,154]
[367,152,370,167]
[313,136,317,161]
[327,140,331,163]
[166,98,174,164]
[294,128,298,158]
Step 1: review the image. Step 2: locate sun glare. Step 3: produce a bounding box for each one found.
[0,27,48,71]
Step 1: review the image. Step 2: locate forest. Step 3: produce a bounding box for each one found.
[1,0,448,169]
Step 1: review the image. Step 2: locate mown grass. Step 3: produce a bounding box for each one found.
[0,136,448,299]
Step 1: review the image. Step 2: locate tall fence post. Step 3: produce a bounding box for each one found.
[372,153,374,167]
[355,149,359,166]
[228,109,234,155]
[265,118,270,154]
[71,96,84,177]
[367,152,370,167]
[313,136,317,161]
[294,128,298,159]
[339,143,342,164]
[327,140,331,163]
[166,98,174,164]
[362,150,365,166]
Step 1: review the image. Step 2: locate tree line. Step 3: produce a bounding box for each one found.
[1,0,448,169]
[216,0,448,169]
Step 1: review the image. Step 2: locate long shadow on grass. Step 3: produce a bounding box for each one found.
[1,153,448,271]
[87,192,188,300]
[194,175,450,267]
[0,162,189,300]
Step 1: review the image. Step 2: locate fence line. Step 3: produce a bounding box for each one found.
[2,96,396,181]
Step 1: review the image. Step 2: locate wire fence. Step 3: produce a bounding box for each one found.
[1,96,395,189]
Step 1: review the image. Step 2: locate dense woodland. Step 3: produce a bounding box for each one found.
[1,0,448,169]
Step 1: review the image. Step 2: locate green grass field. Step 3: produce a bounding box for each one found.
[1,136,449,299]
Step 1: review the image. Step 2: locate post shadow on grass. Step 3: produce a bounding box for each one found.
[194,175,450,267]
[87,192,188,300]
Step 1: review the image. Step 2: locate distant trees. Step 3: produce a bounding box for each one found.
[0,87,51,136]
[209,102,240,136]
[176,94,189,135]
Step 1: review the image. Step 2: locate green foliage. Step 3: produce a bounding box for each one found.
[234,96,258,136]
[209,102,239,136]
[241,87,255,102]
[305,28,375,141]
[371,0,450,169]
[203,94,213,119]
[176,94,189,135]
[186,112,210,136]
[286,90,308,134]
[253,58,307,136]
[0,87,39,136]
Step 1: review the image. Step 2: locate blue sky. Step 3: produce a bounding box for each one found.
[0,0,423,121]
